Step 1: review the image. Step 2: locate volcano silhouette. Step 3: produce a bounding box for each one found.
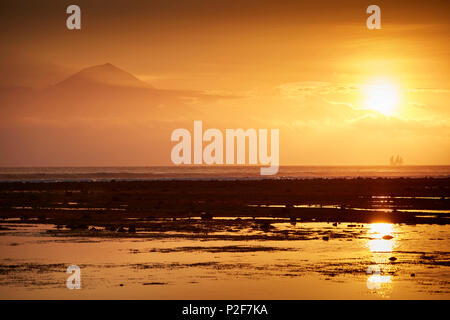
[1,63,223,121]
[53,63,152,91]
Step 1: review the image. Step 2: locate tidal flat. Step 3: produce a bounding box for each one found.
[0,178,449,299]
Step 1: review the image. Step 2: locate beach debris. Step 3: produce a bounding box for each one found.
[116,226,126,232]
[260,222,274,232]
[410,273,415,277]
[347,224,357,227]
[322,236,329,241]
[284,204,294,214]
[389,257,397,261]
[67,223,88,230]
[106,225,116,231]
[420,254,436,261]
[382,235,394,240]
[200,212,213,220]
[332,222,338,227]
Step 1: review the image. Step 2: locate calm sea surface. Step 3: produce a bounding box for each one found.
[0,166,449,181]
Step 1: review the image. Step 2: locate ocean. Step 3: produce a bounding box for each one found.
[0,165,449,182]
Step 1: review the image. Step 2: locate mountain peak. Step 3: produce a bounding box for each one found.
[54,63,151,89]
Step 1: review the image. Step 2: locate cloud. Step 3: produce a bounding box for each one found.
[406,88,450,93]
[348,114,450,138]
[276,81,361,99]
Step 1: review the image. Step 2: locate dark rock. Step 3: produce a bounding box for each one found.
[200,212,213,220]
[389,257,397,261]
[67,224,88,230]
[106,225,116,231]
[260,222,274,232]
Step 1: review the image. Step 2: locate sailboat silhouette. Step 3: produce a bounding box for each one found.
[390,155,404,166]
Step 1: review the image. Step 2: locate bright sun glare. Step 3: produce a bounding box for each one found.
[364,81,399,116]
[368,223,396,253]
[370,223,394,236]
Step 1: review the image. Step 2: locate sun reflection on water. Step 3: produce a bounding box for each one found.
[366,269,393,298]
[367,223,397,253]
[370,223,394,237]
[367,274,392,290]
[365,222,397,297]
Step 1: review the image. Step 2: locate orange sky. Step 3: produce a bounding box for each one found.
[0,0,449,166]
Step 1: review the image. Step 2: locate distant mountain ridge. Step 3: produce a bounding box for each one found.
[53,63,152,90]
[0,63,235,126]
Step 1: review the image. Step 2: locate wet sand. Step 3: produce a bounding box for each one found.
[0,178,449,299]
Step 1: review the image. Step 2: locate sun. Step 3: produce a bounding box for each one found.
[364,80,399,116]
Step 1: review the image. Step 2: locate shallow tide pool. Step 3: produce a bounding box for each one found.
[0,222,449,299]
